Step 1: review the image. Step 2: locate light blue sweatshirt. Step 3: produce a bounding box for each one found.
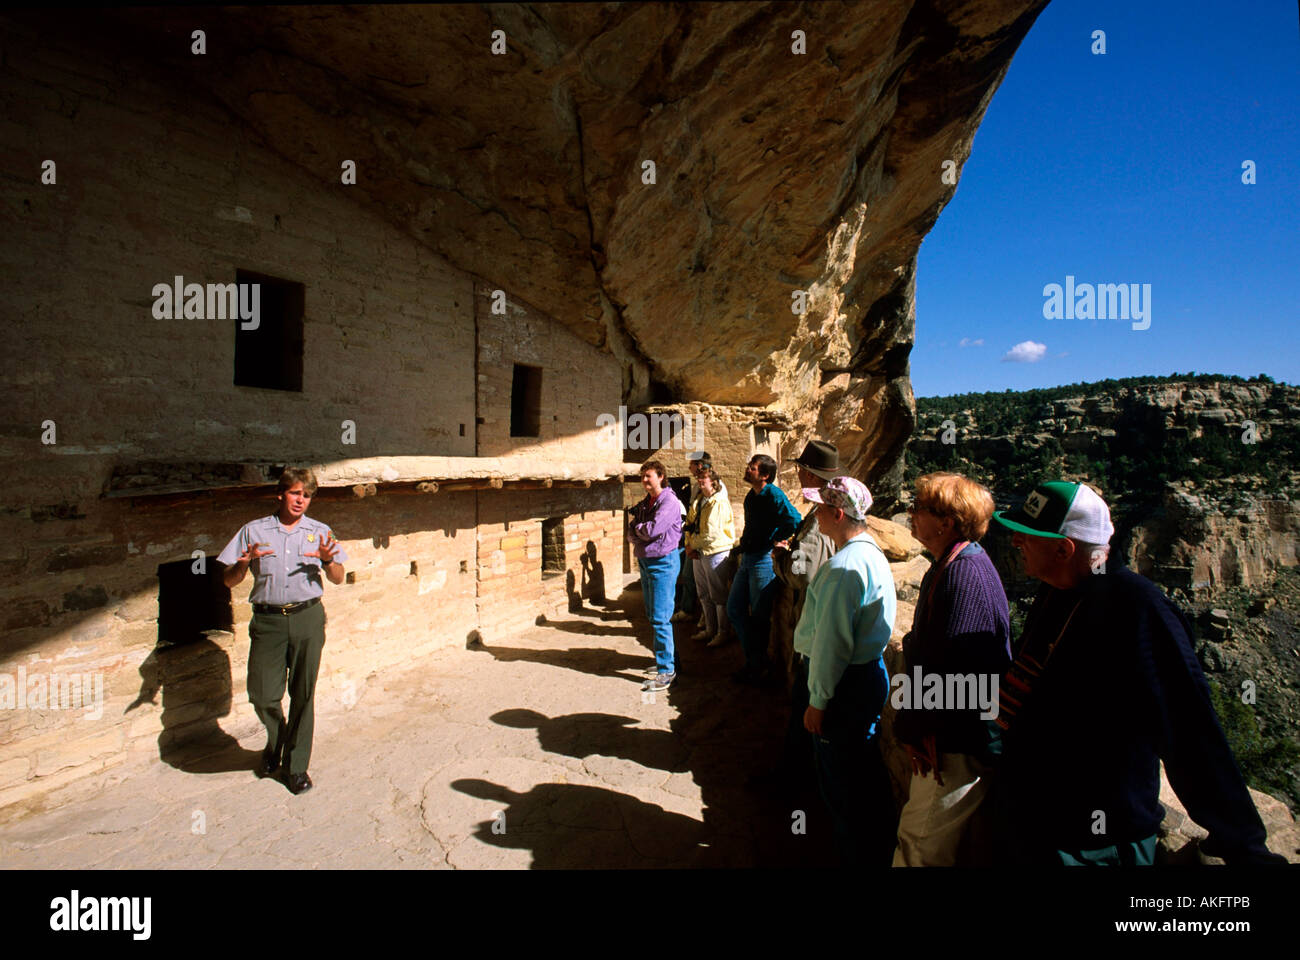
[793,532,896,709]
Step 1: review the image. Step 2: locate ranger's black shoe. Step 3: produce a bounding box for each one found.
[259,747,280,778]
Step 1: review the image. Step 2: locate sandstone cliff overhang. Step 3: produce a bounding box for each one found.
[17,1,1048,502]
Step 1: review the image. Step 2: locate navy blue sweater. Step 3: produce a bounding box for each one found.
[992,567,1281,864]
[894,543,1011,760]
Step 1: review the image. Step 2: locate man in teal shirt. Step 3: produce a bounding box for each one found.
[727,454,801,684]
[793,476,897,865]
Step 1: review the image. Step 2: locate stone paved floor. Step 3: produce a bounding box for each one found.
[1,587,837,869]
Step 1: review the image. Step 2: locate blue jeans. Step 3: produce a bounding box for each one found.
[794,656,895,866]
[727,551,777,671]
[638,552,680,674]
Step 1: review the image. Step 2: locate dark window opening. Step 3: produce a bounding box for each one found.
[234,269,305,392]
[157,558,233,646]
[511,363,542,437]
[541,517,566,578]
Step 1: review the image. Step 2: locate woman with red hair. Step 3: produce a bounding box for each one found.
[892,472,1011,866]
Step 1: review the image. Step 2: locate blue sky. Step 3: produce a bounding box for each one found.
[911,0,1299,398]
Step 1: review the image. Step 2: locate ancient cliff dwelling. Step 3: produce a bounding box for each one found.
[0,3,1058,822]
[7,0,1300,883]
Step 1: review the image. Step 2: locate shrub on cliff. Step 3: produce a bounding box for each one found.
[1207,680,1300,804]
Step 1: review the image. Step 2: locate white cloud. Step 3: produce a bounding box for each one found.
[1002,340,1048,363]
[958,337,985,347]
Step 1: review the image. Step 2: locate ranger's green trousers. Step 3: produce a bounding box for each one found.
[247,602,326,776]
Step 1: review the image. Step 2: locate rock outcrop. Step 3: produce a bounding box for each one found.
[923,380,1300,451]
[1127,484,1300,596]
[1158,766,1300,864]
[11,0,1049,507]
[867,516,924,561]
[912,378,1300,598]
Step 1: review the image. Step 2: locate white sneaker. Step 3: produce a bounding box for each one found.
[706,634,730,648]
[643,665,661,677]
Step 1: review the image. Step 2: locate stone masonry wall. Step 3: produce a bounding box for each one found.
[0,28,626,818]
[0,30,478,510]
[0,481,626,822]
[475,281,623,468]
[476,484,624,642]
[0,488,468,817]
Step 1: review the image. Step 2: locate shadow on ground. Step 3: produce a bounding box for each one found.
[127,636,262,775]
[461,588,839,867]
[454,778,708,868]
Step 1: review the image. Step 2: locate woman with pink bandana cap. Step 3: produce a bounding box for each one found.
[792,476,898,865]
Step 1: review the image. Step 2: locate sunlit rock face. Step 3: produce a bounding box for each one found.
[68,0,1045,503]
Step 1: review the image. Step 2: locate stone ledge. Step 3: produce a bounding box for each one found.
[102,457,639,500]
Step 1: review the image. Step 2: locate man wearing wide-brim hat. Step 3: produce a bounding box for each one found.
[773,440,840,617]
[987,480,1284,866]
[754,442,840,781]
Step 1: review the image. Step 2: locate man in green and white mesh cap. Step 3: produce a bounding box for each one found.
[986,480,1284,866]
[992,479,1114,579]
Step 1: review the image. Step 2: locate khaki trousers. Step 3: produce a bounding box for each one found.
[893,752,992,867]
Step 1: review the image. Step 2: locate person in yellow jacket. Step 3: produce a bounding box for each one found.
[684,465,736,647]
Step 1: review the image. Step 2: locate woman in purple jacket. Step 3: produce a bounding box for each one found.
[628,460,684,692]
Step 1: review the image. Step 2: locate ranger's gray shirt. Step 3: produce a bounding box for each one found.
[217,514,348,605]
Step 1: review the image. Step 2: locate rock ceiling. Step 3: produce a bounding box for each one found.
[32,1,1048,495]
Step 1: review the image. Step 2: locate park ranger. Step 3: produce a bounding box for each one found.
[218,467,347,795]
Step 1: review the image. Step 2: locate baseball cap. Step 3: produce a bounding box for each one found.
[993,481,1114,542]
[802,476,872,521]
[687,451,707,462]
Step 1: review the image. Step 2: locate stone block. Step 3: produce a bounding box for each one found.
[46,544,128,572]
[0,756,31,788]
[1,598,52,632]
[0,751,128,822]
[62,585,111,612]
[417,570,448,595]
[865,517,923,561]
[114,591,160,623]
[890,555,931,602]
[126,705,163,739]
[34,728,125,777]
